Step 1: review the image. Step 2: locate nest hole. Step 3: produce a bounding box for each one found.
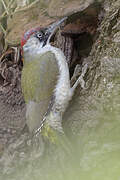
[58,4,103,78]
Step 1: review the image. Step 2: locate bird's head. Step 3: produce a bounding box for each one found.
[21,17,67,56]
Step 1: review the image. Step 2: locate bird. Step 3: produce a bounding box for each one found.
[21,17,87,140]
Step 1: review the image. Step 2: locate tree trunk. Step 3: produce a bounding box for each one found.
[63,0,120,135]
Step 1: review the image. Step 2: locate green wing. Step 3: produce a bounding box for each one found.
[21,51,59,103]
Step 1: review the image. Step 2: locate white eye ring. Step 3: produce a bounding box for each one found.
[37,32,43,38]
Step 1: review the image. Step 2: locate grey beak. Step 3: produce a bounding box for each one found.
[47,17,67,33]
[46,17,67,44]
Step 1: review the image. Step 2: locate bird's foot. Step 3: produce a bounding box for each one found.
[70,64,82,84]
[71,63,88,93]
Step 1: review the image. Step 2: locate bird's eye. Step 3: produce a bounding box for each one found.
[36,32,43,39]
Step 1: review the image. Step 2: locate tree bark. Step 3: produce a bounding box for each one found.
[63,0,120,135]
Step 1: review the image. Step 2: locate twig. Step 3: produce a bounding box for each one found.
[0,0,42,21]
[14,0,40,13]
[0,0,14,21]
[6,0,15,12]
[0,22,6,35]
[0,11,6,20]
[0,49,13,62]
[1,0,9,15]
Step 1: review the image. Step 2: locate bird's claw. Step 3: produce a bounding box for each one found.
[77,63,88,89]
[71,63,88,92]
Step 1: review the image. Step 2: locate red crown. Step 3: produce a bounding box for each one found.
[21,27,41,47]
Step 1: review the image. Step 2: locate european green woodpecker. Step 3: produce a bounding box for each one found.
[21,17,84,135]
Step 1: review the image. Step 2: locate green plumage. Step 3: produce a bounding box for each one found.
[21,51,59,132]
[21,51,59,103]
